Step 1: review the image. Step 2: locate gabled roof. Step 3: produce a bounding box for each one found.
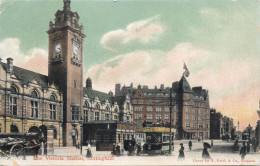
[83,87,111,103]
[2,63,49,88]
[111,96,126,110]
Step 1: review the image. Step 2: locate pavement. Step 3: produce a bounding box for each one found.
[1,139,260,165]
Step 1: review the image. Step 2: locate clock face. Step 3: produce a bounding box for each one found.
[54,43,62,54]
[73,42,80,56]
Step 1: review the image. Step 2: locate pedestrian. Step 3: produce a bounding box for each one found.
[233,138,239,151]
[111,144,117,155]
[116,143,121,156]
[252,137,257,152]
[240,141,247,159]
[136,144,141,156]
[86,142,92,157]
[246,141,250,153]
[202,142,211,159]
[188,140,192,150]
[178,143,185,160]
[128,142,135,156]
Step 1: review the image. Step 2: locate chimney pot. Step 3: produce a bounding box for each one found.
[7,58,13,73]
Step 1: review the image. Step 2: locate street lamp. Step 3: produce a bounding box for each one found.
[169,88,173,154]
[79,117,84,155]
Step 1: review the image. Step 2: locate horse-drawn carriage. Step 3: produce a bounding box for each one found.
[0,133,44,159]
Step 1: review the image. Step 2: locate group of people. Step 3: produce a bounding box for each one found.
[178,141,211,160]
[239,137,258,159]
[112,143,123,156]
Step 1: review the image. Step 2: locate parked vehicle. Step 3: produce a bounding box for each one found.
[0,133,44,159]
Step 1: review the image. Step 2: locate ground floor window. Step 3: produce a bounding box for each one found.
[10,124,18,133]
[199,132,203,139]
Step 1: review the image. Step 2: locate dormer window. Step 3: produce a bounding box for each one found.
[84,101,89,108]
[95,104,100,110]
[31,90,39,98]
[50,94,57,101]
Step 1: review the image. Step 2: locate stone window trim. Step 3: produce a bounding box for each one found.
[9,96,18,116]
[49,104,56,120]
[31,100,39,118]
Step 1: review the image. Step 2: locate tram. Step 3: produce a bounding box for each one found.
[142,126,174,155]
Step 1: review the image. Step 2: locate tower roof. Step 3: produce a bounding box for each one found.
[63,0,71,11]
[179,76,192,92]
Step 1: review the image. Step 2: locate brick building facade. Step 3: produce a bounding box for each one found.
[115,76,211,140]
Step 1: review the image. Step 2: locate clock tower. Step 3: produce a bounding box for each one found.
[47,0,85,146]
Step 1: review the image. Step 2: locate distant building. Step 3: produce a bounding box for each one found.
[83,78,120,123]
[210,108,234,139]
[115,76,211,140]
[210,109,222,139]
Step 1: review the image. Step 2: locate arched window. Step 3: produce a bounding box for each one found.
[95,104,100,110]
[10,85,18,94]
[50,94,56,101]
[10,85,18,116]
[106,106,110,112]
[84,101,89,108]
[31,90,39,98]
[10,124,19,133]
[115,108,118,113]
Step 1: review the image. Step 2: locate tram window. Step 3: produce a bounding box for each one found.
[163,136,166,142]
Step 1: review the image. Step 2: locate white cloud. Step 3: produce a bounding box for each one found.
[100,15,164,52]
[85,43,213,92]
[0,38,48,75]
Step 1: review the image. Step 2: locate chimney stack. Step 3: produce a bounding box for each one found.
[86,78,92,89]
[160,84,164,90]
[115,84,121,96]
[7,58,13,73]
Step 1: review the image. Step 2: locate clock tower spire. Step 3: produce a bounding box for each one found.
[63,0,71,11]
[47,0,85,146]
